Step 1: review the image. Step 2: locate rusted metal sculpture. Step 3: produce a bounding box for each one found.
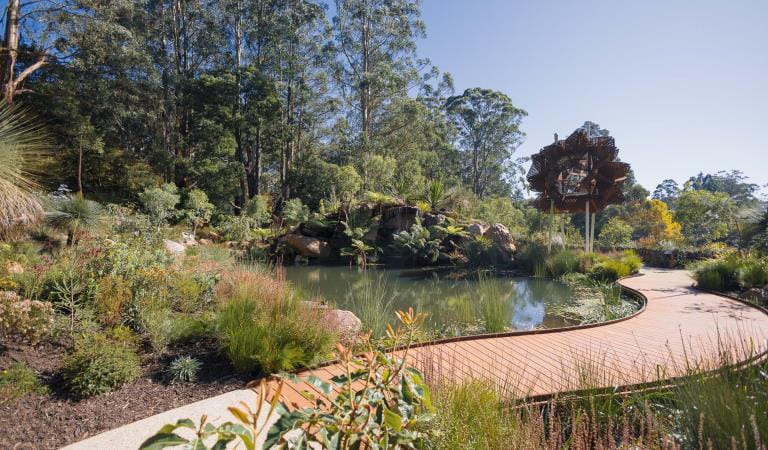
[527,129,630,251]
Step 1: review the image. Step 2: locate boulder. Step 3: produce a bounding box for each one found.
[180,232,197,247]
[285,234,331,259]
[422,213,446,228]
[466,222,489,237]
[381,206,421,234]
[198,238,213,246]
[197,228,222,242]
[483,223,517,263]
[163,239,186,255]
[300,221,334,239]
[322,309,362,344]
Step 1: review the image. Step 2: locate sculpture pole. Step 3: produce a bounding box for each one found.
[585,200,590,252]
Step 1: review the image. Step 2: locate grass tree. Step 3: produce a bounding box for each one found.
[0,104,46,240]
[45,195,105,246]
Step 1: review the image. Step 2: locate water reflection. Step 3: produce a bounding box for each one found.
[285,266,582,333]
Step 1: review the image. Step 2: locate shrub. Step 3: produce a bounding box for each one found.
[0,362,48,401]
[693,256,740,291]
[137,299,174,353]
[544,249,580,278]
[169,314,213,346]
[139,183,180,228]
[0,277,18,291]
[282,198,310,226]
[588,251,642,282]
[432,380,509,449]
[738,258,768,288]
[45,195,105,246]
[61,334,140,398]
[477,273,509,333]
[94,275,132,326]
[182,189,214,237]
[216,293,333,374]
[166,356,201,384]
[0,291,54,343]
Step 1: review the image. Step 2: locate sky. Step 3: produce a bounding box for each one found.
[417,0,768,193]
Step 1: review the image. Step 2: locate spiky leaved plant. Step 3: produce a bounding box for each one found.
[0,103,47,240]
[45,195,105,246]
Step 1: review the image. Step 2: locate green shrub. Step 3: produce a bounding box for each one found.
[476,273,509,333]
[693,256,740,291]
[588,251,642,282]
[61,334,140,398]
[216,289,334,374]
[432,380,510,449]
[166,356,201,384]
[544,250,580,278]
[0,362,48,401]
[169,314,213,345]
[738,258,768,288]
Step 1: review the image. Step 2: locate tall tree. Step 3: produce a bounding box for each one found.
[331,0,427,153]
[445,88,526,198]
[652,179,680,205]
[685,170,758,206]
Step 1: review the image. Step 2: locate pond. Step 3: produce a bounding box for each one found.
[284,266,637,337]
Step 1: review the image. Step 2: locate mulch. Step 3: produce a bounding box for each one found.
[0,341,250,450]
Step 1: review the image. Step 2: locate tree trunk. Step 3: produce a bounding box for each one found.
[1,0,20,103]
[77,143,83,194]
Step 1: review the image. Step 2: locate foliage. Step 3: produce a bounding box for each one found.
[183,189,214,237]
[543,250,581,278]
[166,356,201,384]
[359,153,396,193]
[243,195,272,226]
[215,270,334,374]
[0,104,46,240]
[471,197,526,236]
[423,178,446,211]
[694,254,768,291]
[674,189,734,244]
[0,291,54,343]
[632,199,683,244]
[461,235,495,268]
[282,198,310,227]
[476,272,509,333]
[597,216,633,250]
[340,239,379,269]
[61,334,140,399]
[266,308,437,448]
[346,274,394,338]
[392,218,442,264]
[0,362,48,402]
[445,88,527,197]
[139,184,180,228]
[45,195,105,245]
[588,251,642,282]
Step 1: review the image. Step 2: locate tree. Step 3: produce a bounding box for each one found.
[631,199,683,244]
[652,179,680,205]
[332,0,428,151]
[597,217,633,250]
[183,189,214,237]
[139,184,181,229]
[445,88,526,197]
[674,190,734,245]
[685,170,758,206]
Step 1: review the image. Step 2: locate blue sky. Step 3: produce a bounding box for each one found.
[418,0,768,192]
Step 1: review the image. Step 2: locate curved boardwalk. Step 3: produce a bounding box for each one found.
[276,268,768,406]
[65,269,768,449]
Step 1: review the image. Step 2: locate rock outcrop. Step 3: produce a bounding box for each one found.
[321,309,362,344]
[484,223,516,263]
[284,234,331,259]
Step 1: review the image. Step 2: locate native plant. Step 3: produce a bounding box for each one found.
[0,104,46,241]
[45,195,105,245]
[183,189,214,238]
[61,333,140,399]
[166,356,202,384]
[423,178,446,211]
[141,309,436,450]
[393,218,442,264]
[139,184,180,230]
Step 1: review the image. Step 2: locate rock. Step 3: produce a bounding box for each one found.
[466,222,489,237]
[6,261,23,275]
[163,239,186,255]
[362,223,380,242]
[285,234,331,259]
[300,221,334,239]
[198,238,213,246]
[381,206,421,234]
[483,223,517,263]
[197,228,222,242]
[224,241,239,249]
[180,232,197,246]
[422,213,446,228]
[322,309,362,343]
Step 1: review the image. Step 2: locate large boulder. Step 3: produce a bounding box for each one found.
[321,309,362,344]
[381,206,421,234]
[163,239,186,255]
[299,220,334,239]
[466,222,489,237]
[483,223,517,263]
[285,234,331,259]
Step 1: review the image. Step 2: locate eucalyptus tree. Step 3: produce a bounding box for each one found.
[331,0,428,153]
[445,88,527,198]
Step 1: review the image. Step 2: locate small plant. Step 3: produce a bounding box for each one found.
[0,291,54,343]
[392,218,442,264]
[282,198,310,226]
[476,272,509,333]
[0,362,48,402]
[423,178,446,211]
[340,238,379,269]
[183,189,214,238]
[61,334,140,399]
[45,194,105,246]
[166,356,201,384]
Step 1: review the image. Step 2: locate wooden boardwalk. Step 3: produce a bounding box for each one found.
[276,269,768,406]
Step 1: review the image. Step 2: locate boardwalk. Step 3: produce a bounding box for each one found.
[276,268,768,407]
[65,269,768,449]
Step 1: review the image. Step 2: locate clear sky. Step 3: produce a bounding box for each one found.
[417,0,767,192]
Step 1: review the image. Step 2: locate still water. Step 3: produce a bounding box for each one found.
[284,266,586,334]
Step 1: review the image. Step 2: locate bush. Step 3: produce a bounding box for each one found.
[0,362,48,401]
[693,256,741,291]
[432,380,509,449]
[61,334,140,398]
[166,356,201,384]
[738,258,768,288]
[169,314,213,345]
[94,275,132,326]
[544,250,580,278]
[588,251,642,282]
[0,291,54,343]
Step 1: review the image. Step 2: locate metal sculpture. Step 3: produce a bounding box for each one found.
[527,129,631,252]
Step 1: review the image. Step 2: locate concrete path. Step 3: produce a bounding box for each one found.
[64,269,768,449]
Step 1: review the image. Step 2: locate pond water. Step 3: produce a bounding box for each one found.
[284,266,608,336]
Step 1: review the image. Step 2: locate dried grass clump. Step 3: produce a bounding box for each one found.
[0,103,48,241]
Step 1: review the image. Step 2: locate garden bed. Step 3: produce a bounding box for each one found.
[0,340,247,449]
